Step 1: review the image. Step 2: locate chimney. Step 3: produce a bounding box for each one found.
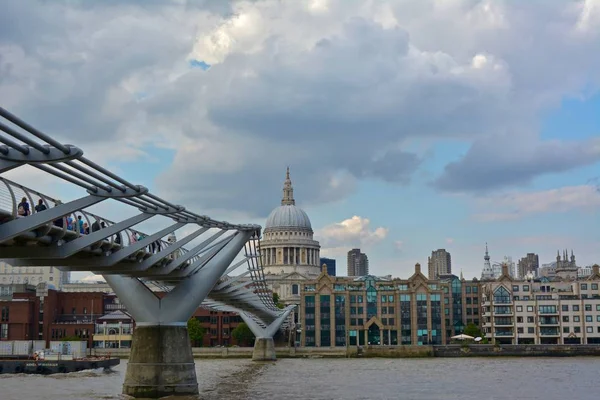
[415,263,421,274]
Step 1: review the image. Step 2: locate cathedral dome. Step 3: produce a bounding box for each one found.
[264,167,313,232]
[265,205,312,230]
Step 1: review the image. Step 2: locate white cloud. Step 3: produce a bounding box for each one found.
[1,0,600,218]
[472,185,600,222]
[316,216,388,250]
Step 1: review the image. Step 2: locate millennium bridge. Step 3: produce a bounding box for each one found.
[0,107,293,398]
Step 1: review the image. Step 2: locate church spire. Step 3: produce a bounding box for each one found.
[281,166,295,206]
[484,242,490,261]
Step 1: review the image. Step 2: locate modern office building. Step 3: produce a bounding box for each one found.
[481,264,600,345]
[428,249,452,279]
[320,257,336,276]
[347,249,369,276]
[300,264,480,347]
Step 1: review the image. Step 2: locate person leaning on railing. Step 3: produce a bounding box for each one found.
[17,196,30,217]
[34,199,47,213]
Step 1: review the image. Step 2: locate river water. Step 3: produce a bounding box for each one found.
[1,357,597,399]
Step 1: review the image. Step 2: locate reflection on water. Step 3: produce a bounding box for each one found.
[1,357,597,400]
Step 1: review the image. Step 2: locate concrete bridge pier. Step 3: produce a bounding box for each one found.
[240,307,294,361]
[104,230,252,398]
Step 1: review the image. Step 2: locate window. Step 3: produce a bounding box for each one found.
[0,324,7,339]
[585,304,592,311]
[523,285,530,291]
[528,327,535,334]
[1,306,8,322]
[516,306,523,312]
[592,284,598,290]
[563,327,569,333]
[574,327,581,333]
[573,305,580,312]
[517,327,523,334]
[581,284,588,290]
[562,305,569,312]
[388,295,394,302]
[574,316,580,322]
[292,284,299,295]
[590,327,596,333]
[586,316,592,322]
[562,316,569,322]
[597,305,600,312]
[527,316,534,323]
[493,287,511,304]
[517,317,523,323]
[381,295,387,303]
[527,306,534,312]
[512,285,519,292]
[83,307,87,314]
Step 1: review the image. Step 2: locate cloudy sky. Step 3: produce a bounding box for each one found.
[1,0,599,280]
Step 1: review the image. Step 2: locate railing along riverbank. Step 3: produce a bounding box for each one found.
[91,344,600,359]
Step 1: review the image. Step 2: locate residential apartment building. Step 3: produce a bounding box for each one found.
[347,249,369,276]
[481,264,600,345]
[428,249,451,279]
[300,264,480,347]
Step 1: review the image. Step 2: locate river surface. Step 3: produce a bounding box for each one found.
[1,357,597,399]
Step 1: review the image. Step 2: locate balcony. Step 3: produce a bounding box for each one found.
[494,330,514,337]
[539,317,559,326]
[494,319,514,327]
[540,328,560,336]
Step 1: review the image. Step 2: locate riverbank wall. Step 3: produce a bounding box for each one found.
[92,344,600,359]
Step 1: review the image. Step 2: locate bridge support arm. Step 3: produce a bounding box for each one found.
[240,307,295,361]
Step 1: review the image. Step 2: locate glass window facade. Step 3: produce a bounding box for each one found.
[335,295,346,347]
[320,295,331,347]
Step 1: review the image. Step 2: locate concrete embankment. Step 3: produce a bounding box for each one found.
[91,344,600,359]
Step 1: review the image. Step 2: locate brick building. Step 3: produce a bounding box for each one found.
[0,284,245,348]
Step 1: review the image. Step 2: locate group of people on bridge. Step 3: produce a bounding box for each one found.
[15,196,171,255]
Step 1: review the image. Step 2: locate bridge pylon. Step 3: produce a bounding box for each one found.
[239,307,295,361]
[104,230,252,398]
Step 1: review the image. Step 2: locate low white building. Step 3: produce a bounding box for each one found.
[0,261,70,288]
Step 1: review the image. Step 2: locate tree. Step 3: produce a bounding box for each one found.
[232,322,255,347]
[187,317,206,347]
[463,323,482,338]
[272,292,284,309]
[61,336,83,342]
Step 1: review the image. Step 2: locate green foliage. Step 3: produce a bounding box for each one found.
[60,336,83,342]
[272,292,284,309]
[187,317,206,347]
[232,322,255,346]
[463,323,482,338]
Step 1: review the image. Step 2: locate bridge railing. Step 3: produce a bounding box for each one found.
[0,176,172,251]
